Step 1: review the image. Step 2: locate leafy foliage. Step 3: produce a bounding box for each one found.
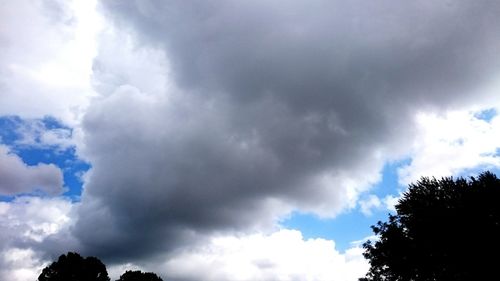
[116,270,163,281]
[38,252,110,281]
[360,171,500,281]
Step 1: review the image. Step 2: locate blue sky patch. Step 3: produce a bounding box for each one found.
[282,160,405,251]
[0,116,22,144]
[474,108,497,122]
[0,115,89,201]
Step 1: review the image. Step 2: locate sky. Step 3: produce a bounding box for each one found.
[1,0,500,280]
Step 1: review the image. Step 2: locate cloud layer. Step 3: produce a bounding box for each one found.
[67,0,500,263]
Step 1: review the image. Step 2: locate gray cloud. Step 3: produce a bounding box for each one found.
[72,0,500,264]
[0,145,64,196]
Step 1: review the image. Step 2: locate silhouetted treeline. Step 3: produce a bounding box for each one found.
[38,252,163,281]
[360,171,500,281]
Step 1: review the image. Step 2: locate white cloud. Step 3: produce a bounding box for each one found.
[162,229,368,281]
[0,145,64,196]
[107,262,142,281]
[0,197,73,243]
[91,23,170,98]
[0,197,74,281]
[358,194,400,216]
[0,0,101,125]
[349,235,379,248]
[358,195,382,216]
[295,165,384,218]
[383,195,399,213]
[8,118,75,151]
[398,108,500,185]
[0,248,47,281]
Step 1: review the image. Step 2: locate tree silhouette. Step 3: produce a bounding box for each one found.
[116,270,163,281]
[360,171,500,281]
[38,252,110,281]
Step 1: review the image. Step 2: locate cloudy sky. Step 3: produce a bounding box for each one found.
[2,0,500,280]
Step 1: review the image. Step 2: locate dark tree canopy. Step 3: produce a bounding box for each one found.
[38,252,110,281]
[116,270,163,281]
[360,171,500,281]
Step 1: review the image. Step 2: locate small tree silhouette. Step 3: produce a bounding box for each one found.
[360,171,500,281]
[38,252,110,281]
[116,270,163,281]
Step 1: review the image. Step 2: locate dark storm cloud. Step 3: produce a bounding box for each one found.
[104,0,499,108]
[72,0,500,263]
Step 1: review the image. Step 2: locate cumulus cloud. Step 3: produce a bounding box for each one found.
[399,108,500,185]
[0,248,45,281]
[162,229,368,281]
[0,145,64,196]
[75,83,384,261]
[0,197,74,281]
[67,0,500,262]
[0,0,100,124]
[0,195,368,281]
[0,205,369,281]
